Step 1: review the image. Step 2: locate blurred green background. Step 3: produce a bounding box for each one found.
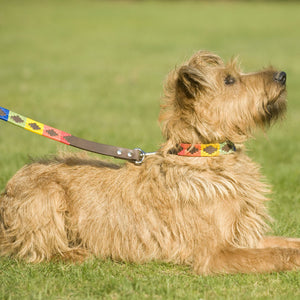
[0,1,300,299]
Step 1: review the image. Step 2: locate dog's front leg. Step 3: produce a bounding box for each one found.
[195,247,300,275]
[258,236,300,249]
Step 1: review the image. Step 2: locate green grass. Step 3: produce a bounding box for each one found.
[1,0,300,299]
[1,259,300,300]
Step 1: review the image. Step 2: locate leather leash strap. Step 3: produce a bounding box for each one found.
[63,135,143,162]
[0,106,144,163]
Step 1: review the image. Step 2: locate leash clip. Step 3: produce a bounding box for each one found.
[134,148,156,165]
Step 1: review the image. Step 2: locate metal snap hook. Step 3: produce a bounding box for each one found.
[134,148,157,165]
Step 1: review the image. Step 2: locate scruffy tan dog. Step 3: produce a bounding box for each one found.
[1,51,300,275]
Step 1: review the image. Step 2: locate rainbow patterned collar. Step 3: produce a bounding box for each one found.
[170,141,236,157]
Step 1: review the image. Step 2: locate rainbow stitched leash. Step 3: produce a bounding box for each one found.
[0,106,147,163]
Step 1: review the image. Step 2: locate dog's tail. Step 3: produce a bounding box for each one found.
[0,176,87,263]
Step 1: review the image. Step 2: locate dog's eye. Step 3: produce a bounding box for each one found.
[224,75,235,85]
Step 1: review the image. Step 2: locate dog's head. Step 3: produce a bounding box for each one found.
[160,51,287,147]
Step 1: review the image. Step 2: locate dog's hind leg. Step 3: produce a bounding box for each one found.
[257,236,300,249]
[195,247,300,275]
[0,179,87,263]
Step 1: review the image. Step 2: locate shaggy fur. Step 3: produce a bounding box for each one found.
[1,51,300,275]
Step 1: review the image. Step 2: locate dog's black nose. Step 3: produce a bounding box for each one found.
[274,71,287,85]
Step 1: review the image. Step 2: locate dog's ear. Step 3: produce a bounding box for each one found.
[176,66,208,100]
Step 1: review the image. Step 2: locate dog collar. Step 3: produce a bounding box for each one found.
[170,141,236,157]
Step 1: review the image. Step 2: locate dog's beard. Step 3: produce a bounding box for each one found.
[263,91,287,124]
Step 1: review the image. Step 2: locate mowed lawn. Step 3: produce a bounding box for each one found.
[1,0,300,299]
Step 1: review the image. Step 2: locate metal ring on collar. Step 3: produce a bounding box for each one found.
[134,148,157,165]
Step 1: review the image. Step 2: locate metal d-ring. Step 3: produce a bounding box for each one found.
[134,148,157,165]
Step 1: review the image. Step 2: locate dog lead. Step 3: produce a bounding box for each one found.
[0,106,153,164]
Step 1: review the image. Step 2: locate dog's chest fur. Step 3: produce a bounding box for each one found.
[137,152,270,246]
